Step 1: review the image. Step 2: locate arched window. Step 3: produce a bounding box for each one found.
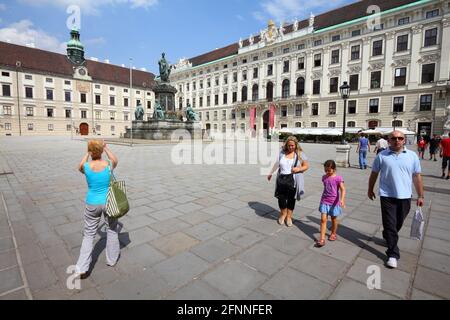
[328,121,336,128]
[240,123,245,133]
[347,121,356,127]
[296,77,305,96]
[252,84,259,101]
[392,120,402,128]
[179,97,183,109]
[282,79,290,98]
[241,86,248,102]
[266,82,274,101]
[311,122,318,128]
[295,122,302,127]
[368,120,379,128]
[222,124,226,133]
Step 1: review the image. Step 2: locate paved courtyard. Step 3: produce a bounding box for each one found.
[0,136,449,300]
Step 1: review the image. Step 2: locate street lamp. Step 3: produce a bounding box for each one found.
[129,57,133,147]
[393,111,398,131]
[339,81,350,144]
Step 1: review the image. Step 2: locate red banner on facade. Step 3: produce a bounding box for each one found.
[269,104,275,129]
[250,107,256,129]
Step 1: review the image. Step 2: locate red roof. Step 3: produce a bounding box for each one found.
[0,41,155,89]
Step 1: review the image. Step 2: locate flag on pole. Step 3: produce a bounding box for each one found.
[269,104,275,129]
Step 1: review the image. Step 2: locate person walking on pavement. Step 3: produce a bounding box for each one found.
[417,136,427,160]
[267,136,309,227]
[356,133,370,169]
[76,140,120,278]
[374,135,388,155]
[440,134,450,179]
[315,160,346,247]
[368,131,424,269]
[428,134,439,161]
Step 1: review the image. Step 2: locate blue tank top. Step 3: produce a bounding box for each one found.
[84,162,111,205]
[359,137,369,150]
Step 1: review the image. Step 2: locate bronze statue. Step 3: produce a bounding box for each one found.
[185,102,198,121]
[153,100,165,120]
[135,102,144,120]
[158,52,171,82]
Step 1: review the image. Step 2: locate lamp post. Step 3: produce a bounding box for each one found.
[393,111,398,131]
[339,81,350,144]
[129,57,133,147]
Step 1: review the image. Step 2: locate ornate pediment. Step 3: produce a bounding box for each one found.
[311,71,323,79]
[368,62,385,71]
[418,53,440,64]
[391,58,411,68]
[328,68,341,77]
[347,65,362,74]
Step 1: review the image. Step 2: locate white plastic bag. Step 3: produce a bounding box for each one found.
[410,207,425,240]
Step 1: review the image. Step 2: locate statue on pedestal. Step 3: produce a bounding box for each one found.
[158,52,171,82]
[135,102,144,120]
[153,100,165,120]
[185,102,198,121]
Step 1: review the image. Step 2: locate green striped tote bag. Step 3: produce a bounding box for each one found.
[105,171,129,218]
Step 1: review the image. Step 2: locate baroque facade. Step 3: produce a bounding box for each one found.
[0,29,155,136]
[171,0,450,137]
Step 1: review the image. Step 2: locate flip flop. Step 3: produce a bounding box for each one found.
[315,239,325,247]
[328,234,337,241]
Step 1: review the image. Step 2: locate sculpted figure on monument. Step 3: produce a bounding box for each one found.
[135,102,144,120]
[153,100,165,120]
[158,52,171,82]
[185,102,199,121]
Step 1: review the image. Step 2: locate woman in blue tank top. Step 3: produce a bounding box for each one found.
[75,139,119,278]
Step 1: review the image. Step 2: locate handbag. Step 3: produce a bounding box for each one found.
[276,155,298,193]
[410,206,424,240]
[105,169,130,218]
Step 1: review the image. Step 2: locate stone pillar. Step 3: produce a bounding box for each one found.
[335,144,352,167]
[360,36,371,94]
[438,17,450,82]
[305,51,313,95]
[409,24,423,89]
[383,32,395,91]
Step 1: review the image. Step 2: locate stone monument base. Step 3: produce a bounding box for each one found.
[335,144,351,168]
[124,119,202,140]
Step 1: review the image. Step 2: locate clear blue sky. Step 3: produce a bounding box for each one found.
[0,0,354,74]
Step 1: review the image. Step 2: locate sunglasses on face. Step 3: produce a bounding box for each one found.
[390,137,405,141]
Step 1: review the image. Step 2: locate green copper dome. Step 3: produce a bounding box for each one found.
[66,28,85,65]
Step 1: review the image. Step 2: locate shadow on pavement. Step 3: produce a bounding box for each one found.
[88,222,131,274]
[306,215,386,263]
[248,201,278,221]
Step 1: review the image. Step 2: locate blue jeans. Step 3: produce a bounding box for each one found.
[359,150,368,169]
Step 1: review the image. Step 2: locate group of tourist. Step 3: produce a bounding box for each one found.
[267,131,423,269]
[74,129,435,277]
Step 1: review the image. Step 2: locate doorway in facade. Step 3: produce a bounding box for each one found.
[79,123,89,136]
[417,122,432,141]
[262,110,270,138]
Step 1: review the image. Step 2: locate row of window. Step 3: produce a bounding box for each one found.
[0,85,152,107]
[180,8,441,79]
[181,62,435,108]
[180,22,440,86]
[2,123,119,132]
[286,119,402,128]
[1,106,132,120]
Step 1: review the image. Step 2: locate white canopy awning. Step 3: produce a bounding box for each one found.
[278,127,364,136]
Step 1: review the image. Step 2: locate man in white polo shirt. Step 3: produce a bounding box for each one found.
[367,130,424,269]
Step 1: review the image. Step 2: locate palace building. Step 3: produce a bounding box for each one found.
[1,0,449,138]
[0,28,155,136]
[170,0,450,137]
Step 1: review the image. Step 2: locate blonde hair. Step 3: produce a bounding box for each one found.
[88,140,104,159]
[283,136,303,160]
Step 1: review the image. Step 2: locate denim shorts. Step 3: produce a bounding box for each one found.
[319,203,342,217]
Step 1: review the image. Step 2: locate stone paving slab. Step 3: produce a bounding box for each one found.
[1,137,449,300]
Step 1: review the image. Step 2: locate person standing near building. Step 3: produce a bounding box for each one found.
[367,131,424,269]
[428,134,439,161]
[417,136,427,160]
[440,134,450,179]
[356,133,370,169]
[374,135,388,155]
[76,140,120,278]
[267,136,309,227]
